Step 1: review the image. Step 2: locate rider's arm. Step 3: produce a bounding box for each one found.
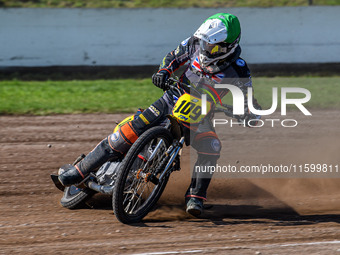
[157,36,195,76]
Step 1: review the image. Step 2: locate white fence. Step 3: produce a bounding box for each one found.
[1,7,339,67]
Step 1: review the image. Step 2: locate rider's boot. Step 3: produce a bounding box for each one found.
[186,197,204,217]
[58,121,140,186]
[184,155,216,217]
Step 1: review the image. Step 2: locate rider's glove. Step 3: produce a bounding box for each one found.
[152,70,169,90]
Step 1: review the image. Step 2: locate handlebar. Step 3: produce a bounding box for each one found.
[164,77,201,97]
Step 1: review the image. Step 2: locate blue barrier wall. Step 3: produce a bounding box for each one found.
[1,7,339,67]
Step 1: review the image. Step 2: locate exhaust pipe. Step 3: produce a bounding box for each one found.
[87,181,114,195]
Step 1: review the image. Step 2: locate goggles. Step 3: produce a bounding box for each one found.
[199,40,228,57]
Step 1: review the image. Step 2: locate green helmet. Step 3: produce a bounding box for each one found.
[194,13,241,68]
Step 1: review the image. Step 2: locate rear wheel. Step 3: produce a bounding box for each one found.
[113,126,173,224]
[60,185,95,209]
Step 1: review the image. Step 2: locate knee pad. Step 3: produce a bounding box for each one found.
[108,121,138,155]
[193,132,221,157]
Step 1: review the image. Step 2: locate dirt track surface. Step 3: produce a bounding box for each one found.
[1,111,339,254]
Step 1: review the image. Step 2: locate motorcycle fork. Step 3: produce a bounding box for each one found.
[137,136,184,185]
[159,136,184,180]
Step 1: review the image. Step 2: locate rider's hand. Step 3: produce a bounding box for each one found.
[152,70,169,90]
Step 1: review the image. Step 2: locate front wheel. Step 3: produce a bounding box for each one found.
[112,126,173,224]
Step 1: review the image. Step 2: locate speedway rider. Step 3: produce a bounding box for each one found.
[58,13,261,216]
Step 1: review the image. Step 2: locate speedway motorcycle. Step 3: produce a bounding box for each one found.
[51,77,238,223]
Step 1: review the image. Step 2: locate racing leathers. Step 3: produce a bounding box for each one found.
[58,35,261,204]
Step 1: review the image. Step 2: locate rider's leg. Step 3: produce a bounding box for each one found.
[185,130,221,216]
[58,97,169,187]
[58,137,122,186]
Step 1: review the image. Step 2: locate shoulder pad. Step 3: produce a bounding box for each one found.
[231,58,251,78]
[181,37,190,46]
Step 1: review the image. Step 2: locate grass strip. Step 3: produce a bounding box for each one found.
[0,77,339,115]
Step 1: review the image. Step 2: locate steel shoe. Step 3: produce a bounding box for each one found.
[186,197,203,217]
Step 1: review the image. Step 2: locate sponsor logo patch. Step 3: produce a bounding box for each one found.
[140,114,150,125]
[111,131,120,142]
[178,115,189,121]
[236,59,245,67]
[175,46,180,55]
[181,37,190,46]
[149,105,160,116]
[211,139,221,152]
